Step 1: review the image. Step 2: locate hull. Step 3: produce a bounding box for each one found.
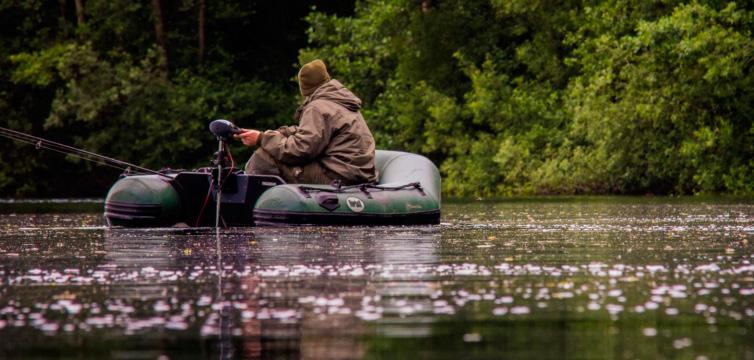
[104,150,441,227]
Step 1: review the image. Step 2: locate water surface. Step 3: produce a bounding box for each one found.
[1,199,753,359]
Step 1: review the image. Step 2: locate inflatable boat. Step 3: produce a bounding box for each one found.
[104,150,441,227]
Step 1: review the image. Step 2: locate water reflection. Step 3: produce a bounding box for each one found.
[1,200,753,359]
[95,226,440,359]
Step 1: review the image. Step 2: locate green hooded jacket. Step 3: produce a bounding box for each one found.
[258,79,377,184]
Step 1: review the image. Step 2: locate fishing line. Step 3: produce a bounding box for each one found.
[13,139,128,173]
[0,126,171,178]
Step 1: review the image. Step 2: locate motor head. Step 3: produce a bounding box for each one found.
[209,119,241,141]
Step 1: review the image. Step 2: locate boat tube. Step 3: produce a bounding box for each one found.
[104,150,441,227]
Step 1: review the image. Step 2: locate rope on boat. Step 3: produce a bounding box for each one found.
[297,181,426,198]
[0,126,171,179]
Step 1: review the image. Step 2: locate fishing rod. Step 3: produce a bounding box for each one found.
[0,126,171,178]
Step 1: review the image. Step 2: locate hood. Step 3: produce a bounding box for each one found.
[307,80,362,112]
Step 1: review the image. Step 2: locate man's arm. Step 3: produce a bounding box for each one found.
[275,125,298,137]
[234,123,298,147]
[259,105,331,165]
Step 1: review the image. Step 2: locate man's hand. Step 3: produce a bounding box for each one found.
[234,129,262,147]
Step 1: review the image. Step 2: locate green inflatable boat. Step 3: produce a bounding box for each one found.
[104,150,441,227]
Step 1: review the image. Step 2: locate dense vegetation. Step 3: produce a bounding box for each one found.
[0,0,352,196]
[1,0,752,197]
[303,0,754,196]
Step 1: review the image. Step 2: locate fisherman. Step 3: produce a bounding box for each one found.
[234,59,377,185]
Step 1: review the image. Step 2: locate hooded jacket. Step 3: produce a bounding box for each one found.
[258,79,377,183]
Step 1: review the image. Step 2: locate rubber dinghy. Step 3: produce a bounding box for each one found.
[104,150,441,227]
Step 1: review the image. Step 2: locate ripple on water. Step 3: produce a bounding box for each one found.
[0,201,752,358]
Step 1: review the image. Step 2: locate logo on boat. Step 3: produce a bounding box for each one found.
[346,197,365,213]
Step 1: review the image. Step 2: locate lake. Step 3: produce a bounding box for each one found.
[1,198,753,359]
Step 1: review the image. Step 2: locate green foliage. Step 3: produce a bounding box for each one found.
[304,0,754,196]
[10,43,292,169]
[300,1,405,104]
[6,44,293,179]
[0,0,344,197]
[1,0,753,197]
[565,1,754,194]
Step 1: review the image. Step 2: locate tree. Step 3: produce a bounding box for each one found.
[0,0,353,197]
[198,0,206,64]
[150,0,167,70]
[302,0,754,196]
[562,2,754,194]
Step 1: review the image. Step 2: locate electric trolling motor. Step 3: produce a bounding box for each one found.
[208,119,242,228]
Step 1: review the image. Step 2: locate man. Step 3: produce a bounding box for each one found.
[234,59,377,185]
